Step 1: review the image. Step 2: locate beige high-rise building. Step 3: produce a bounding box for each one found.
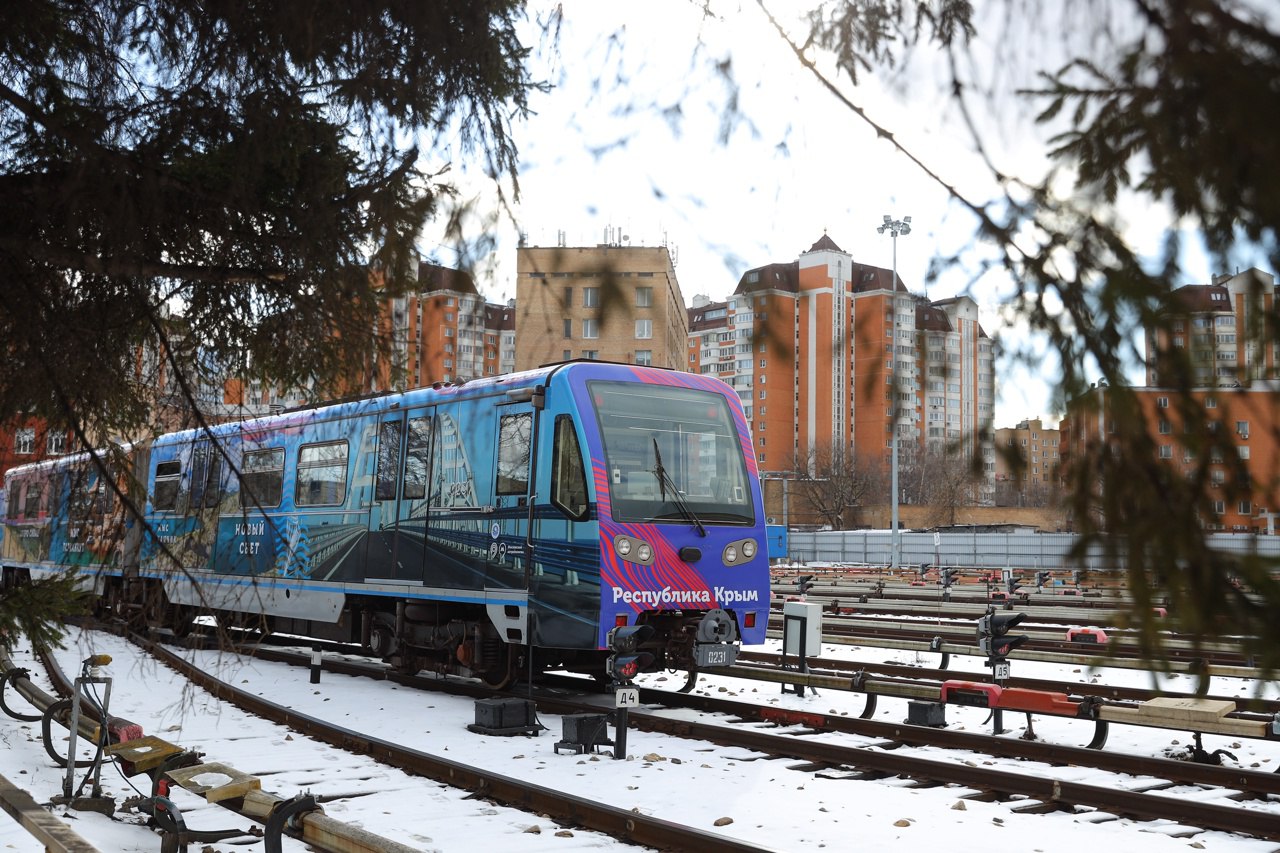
[993,417,1060,505]
[514,243,688,371]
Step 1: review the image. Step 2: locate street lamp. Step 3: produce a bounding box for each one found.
[877,214,911,570]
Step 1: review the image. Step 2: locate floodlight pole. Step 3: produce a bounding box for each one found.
[877,214,911,571]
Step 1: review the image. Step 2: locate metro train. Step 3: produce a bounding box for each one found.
[1,361,771,685]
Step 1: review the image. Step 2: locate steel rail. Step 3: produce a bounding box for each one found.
[737,649,1280,714]
[140,636,776,852]
[243,642,1280,839]
[8,642,422,853]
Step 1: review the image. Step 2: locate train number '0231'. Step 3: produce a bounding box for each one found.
[706,647,727,665]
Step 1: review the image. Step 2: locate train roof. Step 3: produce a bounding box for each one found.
[152,361,700,449]
[4,443,136,484]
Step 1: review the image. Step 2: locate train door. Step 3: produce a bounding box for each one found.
[487,404,533,590]
[366,407,434,583]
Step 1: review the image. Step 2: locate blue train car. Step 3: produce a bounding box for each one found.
[4,362,770,685]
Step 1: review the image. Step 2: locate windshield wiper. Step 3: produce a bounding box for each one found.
[652,437,707,537]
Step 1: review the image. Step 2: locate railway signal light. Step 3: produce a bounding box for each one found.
[940,568,958,589]
[606,624,655,684]
[1035,570,1050,590]
[976,611,1028,663]
[1005,575,1023,596]
[796,574,815,596]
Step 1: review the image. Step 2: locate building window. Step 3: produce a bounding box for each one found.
[1158,420,1171,434]
[635,286,653,307]
[635,319,652,339]
[581,350,599,360]
[1205,396,1217,408]
[759,390,766,400]
[563,350,572,361]
[582,318,598,339]
[1158,445,1172,459]
[1238,446,1250,460]
[635,350,652,366]
[563,318,572,338]
[1213,500,1225,514]
[583,286,599,307]
[1236,420,1249,438]
[563,287,573,308]
[1157,397,1168,408]
[1239,500,1252,515]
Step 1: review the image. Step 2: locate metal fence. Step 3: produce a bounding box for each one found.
[785,529,1280,571]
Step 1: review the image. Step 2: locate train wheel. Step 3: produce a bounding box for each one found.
[478,643,517,690]
[368,624,399,659]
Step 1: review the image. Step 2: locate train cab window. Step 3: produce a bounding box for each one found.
[402,415,432,500]
[296,441,348,506]
[375,420,403,501]
[240,448,284,508]
[496,413,532,496]
[550,415,589,521]
[153,461,182,511]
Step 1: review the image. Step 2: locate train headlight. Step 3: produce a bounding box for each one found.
[741,539,757,558]
[613,535,654,565]
[723,544,739,563]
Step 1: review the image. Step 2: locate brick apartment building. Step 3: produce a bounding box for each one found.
[993,417,1060,505]
[514,242,688,371]
[1062,268,1279,533]
[689,234,995,491]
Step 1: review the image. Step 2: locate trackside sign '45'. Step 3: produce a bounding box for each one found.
[611,586,760,608]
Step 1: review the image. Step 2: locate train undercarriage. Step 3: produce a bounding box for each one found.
[5,568,739,692]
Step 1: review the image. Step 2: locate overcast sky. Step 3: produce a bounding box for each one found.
[418,1,1239,429]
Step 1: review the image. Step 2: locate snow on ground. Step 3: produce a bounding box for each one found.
[2,627,1279,853]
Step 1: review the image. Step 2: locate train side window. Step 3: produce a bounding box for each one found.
[203,453,222,507]
[240,448,284,508]
[550,415,589,521]
[496,413,532,496]
[23,479,42,518]
[190,447,222,510]
[402,415,432,500]
[153,461,182,511]
[296,441,348,506]
[375,419,403,501]
[7,481,22,519]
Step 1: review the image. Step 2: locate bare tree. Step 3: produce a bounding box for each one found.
[791,443,884,528]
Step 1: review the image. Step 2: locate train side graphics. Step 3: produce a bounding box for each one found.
[2,362,770,683]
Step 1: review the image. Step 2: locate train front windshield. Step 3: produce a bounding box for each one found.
[589,381,755,526]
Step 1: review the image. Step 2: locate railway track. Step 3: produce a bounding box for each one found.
[189,632,1280,842]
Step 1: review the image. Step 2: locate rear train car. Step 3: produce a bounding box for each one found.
[2,362,770,684]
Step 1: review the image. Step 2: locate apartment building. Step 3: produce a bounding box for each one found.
[395,261,514,388]
[693,233,995,490]
[514,242,688,371]
[1146,268,1279,388]
[993,417,1060,505]
[1062,384,1278,532]
[1062,268,1280,533]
